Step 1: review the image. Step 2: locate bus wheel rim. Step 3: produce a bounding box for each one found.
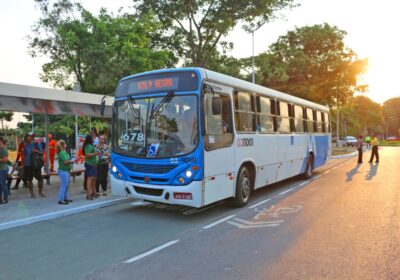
[241,176,250,201]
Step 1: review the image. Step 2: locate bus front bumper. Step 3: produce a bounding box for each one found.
[110,176,203,208]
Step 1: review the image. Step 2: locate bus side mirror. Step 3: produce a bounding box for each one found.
[212,96,222,115]
[100,96,106,117]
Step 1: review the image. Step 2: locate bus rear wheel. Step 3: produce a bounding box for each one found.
[303,155,313,179]
[233,166,252,207]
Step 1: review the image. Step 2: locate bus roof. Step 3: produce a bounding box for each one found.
[120,67,329,112]
[201,68,329,112]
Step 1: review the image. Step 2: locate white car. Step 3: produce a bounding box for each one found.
[339,136,357,147]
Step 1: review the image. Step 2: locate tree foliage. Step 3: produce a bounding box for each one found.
[339,96,383,136]
[255,23,368,108]
[135,0,296,67]
[29,0,177,94]
[383,97,400,137]
[0,112,14,132]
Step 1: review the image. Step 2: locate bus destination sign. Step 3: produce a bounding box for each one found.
[129,77,179,94]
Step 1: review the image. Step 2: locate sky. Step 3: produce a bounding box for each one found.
[1,0,400,128]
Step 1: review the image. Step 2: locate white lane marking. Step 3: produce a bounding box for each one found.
[228,221,281,229]
[248,198,271,209]
[124,240,180,264]
[299,181,309,186]
[278,187,296,196]
[323,170,331,174]
[312,175,321,180]
[202,215,236,229]
[234,218,284,225]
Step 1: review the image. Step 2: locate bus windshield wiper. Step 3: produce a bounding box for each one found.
[127,96,140,120]
[149,91,175,120]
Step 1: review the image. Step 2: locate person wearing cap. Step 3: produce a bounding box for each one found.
[24,132,46,198]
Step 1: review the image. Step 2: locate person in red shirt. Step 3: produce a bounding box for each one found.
[9,137,27,190]
[48,133,57,172]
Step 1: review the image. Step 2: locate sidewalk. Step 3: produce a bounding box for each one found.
[0,174,132,231]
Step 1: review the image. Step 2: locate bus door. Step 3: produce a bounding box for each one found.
[202,83,235,205]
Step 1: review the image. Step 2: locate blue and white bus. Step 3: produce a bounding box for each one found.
[110,68,331,207]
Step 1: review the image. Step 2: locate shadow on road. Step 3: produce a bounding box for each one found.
[365,163,379,180]
[346,164,362,182]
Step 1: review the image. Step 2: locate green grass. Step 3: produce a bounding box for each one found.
[331,147,356,156]
[379,140,400,147]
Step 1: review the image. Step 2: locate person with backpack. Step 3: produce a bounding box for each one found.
[23,132,46,198]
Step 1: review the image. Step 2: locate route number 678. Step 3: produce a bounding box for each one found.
[121,132,144,142]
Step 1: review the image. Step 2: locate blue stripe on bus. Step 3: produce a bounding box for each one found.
[314,135,329,168]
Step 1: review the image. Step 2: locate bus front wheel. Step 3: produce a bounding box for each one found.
[303,156,314,179]
[233,166,252,207]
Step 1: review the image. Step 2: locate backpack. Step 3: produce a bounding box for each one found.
[31,144,44,171]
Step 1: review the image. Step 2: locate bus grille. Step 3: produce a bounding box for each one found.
[122,162,177,174]
[133,186,163,196]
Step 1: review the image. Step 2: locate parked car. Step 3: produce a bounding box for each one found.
[338,136,357,147]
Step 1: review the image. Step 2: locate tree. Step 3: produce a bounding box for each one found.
[29,0,176,94]
[255,23,368,108]
[0,111,13,132]
[338,96,383,136]
[383,97,400,137]
[135,0,296,67]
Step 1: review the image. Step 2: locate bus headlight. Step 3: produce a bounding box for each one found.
[185,170,193,178]
[112,166,117,173]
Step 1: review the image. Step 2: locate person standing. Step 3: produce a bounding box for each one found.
[369,134,379,163]
[0,137,10,204]
[48,133,57,172]
[356,135,363,164]
[10,137,27,190]
[24,132,46,198]
[91,127,99,146]
[56,140,74,205]
[83,135,99,200]
[95,135,109,196]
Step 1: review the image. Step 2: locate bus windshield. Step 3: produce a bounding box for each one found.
[113,94,198,158]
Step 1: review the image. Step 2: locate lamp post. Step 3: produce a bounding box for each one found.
[252,31,255,84]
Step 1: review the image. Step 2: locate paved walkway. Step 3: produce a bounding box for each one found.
[0,174,132,230]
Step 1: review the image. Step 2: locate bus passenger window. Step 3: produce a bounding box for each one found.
[234,92,256,132]
[204,91,233,150]
[256,96,275,133]
[277,101,291,134]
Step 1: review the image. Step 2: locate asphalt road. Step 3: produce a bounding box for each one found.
[0,147,399,280]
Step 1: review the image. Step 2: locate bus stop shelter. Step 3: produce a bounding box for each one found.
[0,82,113,173]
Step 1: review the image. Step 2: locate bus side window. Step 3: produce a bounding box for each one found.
[234,91,256,132]
[277,101,291,134]
[256,96,275,133]
[204,92,233,150]
[294,105,304,133]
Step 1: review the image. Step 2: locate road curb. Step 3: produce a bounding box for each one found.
[331,151,358,159]
[0,197,133,231]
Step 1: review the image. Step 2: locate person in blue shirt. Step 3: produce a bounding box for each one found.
[23,132,46,198]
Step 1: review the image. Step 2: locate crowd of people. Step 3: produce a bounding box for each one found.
[0,128,110,205]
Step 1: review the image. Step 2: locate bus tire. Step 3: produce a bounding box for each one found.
[233,166,252,207]
[303,156,313,179]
